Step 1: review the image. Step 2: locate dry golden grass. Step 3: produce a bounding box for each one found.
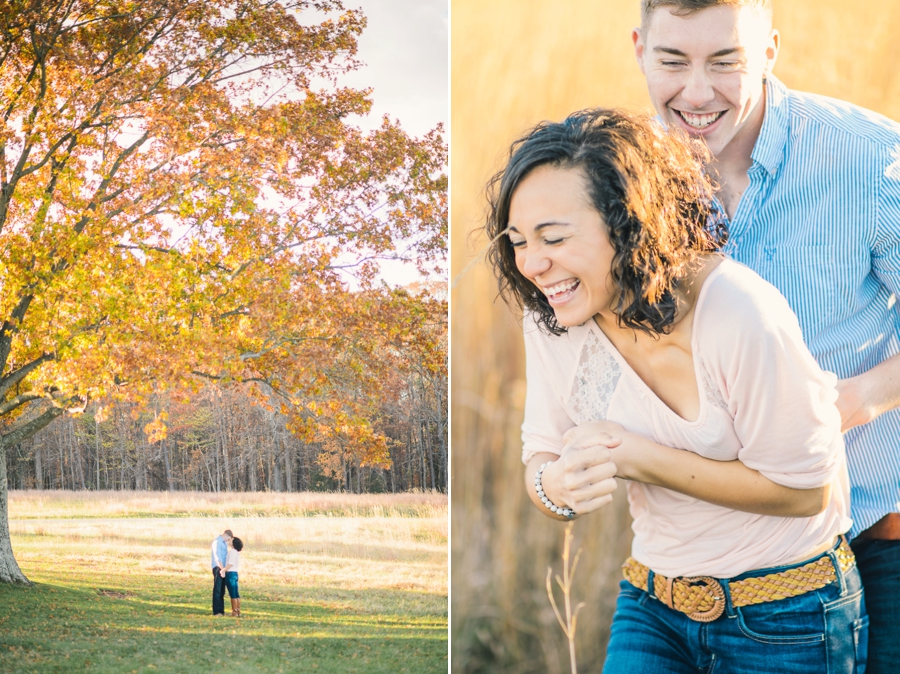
[451,2,900,673]
[9,490,447,611]
[9,489,447,519]
[11,516,446,606]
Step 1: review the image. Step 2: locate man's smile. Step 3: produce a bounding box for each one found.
[674,109,727,130]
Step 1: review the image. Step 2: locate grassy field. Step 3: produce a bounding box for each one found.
[0,490,448,673]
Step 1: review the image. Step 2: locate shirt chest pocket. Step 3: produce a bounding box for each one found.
[759,245,843,335]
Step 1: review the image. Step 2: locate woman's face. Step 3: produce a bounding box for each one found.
[507,164,617,327]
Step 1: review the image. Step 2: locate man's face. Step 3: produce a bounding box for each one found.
[223,533,232,542]
[633,4,778,158]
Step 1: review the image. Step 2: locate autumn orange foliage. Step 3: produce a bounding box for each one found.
[0,0,446,583]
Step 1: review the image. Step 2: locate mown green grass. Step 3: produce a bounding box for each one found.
[1,492,448,673]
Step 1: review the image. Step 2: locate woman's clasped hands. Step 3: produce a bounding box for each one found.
[539,421,628,516]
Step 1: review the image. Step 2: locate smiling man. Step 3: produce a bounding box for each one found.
[632,1,900,671]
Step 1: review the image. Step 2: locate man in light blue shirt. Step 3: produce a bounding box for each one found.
[632,1,900,671]
[211,529,232,616]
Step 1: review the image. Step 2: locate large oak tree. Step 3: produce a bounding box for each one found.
[0,0,446,583]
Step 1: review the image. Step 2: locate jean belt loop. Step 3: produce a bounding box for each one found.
[646,568,656,600]
[826,544,847,597]
[720,573,737,618]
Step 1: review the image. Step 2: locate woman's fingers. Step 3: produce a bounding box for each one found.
[560,443,613,472]
[564,456,618,491]
[563,421,625,447]
[563,431,621,453]
[572,488,617,515]
[545,447,618,509]
[539,443,619,513]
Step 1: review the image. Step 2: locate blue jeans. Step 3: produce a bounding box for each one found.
[212,569,226,615]
[604,544,868,674]
[850,538,900,674]
[224,571,240,599]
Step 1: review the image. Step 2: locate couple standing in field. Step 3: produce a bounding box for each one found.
[488,0,900,672]
[211,529,243,618]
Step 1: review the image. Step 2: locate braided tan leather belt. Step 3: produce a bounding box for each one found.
[622,538,856,623]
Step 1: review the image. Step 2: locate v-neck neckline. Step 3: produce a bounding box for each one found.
[587,260,728,426]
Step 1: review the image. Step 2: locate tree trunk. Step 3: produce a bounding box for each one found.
[95,417,101,490]
[162,437,174,491]
[0,441,31,584]
[424,422,436,492]
[34,445,42,490]
[282,441,292,493]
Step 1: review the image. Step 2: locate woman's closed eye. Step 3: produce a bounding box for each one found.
[510,236,565,249]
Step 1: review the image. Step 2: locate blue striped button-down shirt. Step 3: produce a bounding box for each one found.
[720,74,900,537]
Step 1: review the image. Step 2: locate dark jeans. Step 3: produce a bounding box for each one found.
[603,541,867,673]
[212,568,226,615]
[850,538,900,674]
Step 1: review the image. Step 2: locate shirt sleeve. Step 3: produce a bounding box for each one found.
[211,539,222,566]
[521,318,577,464]
[706,269,844,489]
[872,145,900,298]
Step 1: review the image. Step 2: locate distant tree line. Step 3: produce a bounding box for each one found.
[4,354,447,494]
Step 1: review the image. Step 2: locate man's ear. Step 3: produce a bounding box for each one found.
[632,28,646,75]
[764,29,780,79]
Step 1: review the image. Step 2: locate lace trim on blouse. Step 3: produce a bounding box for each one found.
[697,355,729,412]
[569,332,622,424]
[569,331,730,424]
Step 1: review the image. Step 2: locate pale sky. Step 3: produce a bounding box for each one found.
[337,0,448,285]
[340,0,448,137]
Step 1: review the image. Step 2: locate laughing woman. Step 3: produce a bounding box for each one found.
[485,109,866,674]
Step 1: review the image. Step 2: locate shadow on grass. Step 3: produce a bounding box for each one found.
[0,582,447,674]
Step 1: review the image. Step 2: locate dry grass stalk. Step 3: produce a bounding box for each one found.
[546,522,585,674]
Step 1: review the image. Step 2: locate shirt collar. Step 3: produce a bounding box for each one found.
[751,74,790,177]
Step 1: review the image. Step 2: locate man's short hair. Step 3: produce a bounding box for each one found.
[641,0,773,29]
[232,538,243,552]
[223,529,233,538]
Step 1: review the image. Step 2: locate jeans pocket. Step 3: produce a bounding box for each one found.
[823,587,867,674]
[617,580,647,601]
[735,593,826,645]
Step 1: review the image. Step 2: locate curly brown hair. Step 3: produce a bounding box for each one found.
[485,108,725,337]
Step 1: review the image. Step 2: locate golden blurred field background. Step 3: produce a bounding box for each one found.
[450,1,900,672]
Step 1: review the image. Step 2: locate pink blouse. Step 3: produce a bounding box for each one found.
[522,259,850,578]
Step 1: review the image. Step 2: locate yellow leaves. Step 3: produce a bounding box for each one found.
[0,0,447,460]
[143,411,168,444]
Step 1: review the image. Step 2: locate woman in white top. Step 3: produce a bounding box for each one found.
[221,537,243,617]
[485,109,866,674]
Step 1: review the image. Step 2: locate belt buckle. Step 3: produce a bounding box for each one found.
[673,576,726,623]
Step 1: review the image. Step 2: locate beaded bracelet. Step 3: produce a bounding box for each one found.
[534,462,576,519]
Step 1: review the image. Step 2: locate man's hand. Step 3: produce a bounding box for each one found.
[835,375,876,432]
[836,355,900,432]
